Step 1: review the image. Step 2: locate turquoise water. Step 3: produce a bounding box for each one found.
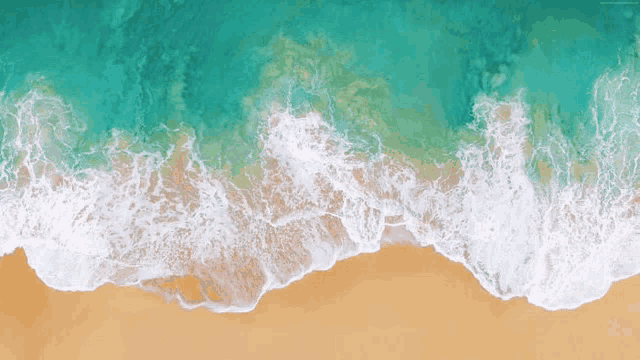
[2,0,640,311]
[1,0,632,168]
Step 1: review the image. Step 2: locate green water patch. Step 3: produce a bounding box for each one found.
[244,33,486,166]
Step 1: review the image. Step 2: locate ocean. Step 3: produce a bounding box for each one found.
[1,0,640,312]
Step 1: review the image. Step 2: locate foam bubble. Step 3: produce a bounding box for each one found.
[4,57,640,312]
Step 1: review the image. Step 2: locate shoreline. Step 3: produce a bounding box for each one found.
[2,243,640,359]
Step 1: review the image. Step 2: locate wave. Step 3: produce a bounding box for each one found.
[3,45,640,312]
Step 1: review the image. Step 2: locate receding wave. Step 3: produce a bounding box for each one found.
[2,42,640,312]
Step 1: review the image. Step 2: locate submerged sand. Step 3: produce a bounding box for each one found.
[1,240,640,360]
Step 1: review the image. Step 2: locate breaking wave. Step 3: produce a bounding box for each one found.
[2,49,640,312]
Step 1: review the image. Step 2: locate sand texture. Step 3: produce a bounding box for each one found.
[1,243,640,360]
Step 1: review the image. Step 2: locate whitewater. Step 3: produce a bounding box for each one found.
[2,42,640,312]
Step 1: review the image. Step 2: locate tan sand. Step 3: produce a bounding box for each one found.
[2,102,639,359]
[1,240,640,360]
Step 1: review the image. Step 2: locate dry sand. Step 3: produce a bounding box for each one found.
[2,233,640,360]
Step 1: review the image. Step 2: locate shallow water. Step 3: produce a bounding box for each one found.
[1,0,640,311]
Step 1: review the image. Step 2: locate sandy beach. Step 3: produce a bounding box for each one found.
[1,103,637,359]
[2,238,639,360]
[4,2,640,358]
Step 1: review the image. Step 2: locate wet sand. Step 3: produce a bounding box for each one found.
[1,241,640,360]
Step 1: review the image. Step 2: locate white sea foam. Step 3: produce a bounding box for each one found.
[3,57,640,312]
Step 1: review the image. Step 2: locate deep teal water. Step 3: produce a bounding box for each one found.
[1,0,637,169]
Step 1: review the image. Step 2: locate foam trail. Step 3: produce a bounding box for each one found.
[3,57,640,312]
